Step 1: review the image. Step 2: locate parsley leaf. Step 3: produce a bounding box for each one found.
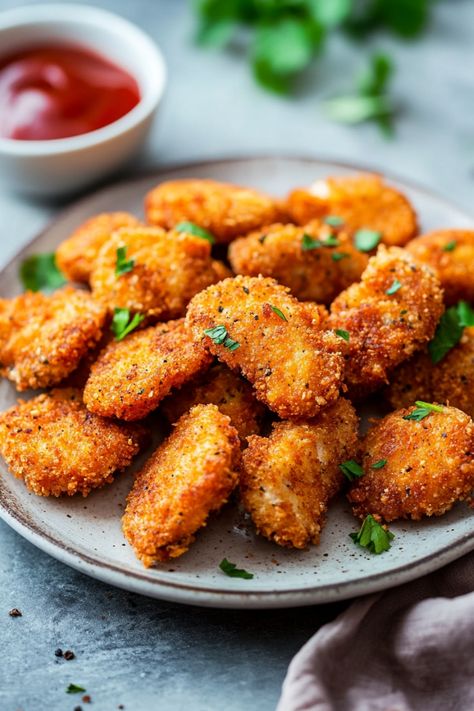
[115,246,135,276]
[371,459,387,469]
[270,305,288,321]
[331,252,349,262]
[428,305,464,363]
[310,0,351,28]
[20,253,66,292]
[457,301,474,328]
[111,308,145,341]
[335,329,350,342]
[354,229,382,252]
[403,401,444,422]
[219,558,253,579]
[350,515,394,554]
[339,459,364,482]
[442,240,457,252]
[66,684,86,694]
[175,221,215,244]
[204,325,240,351]
[324,215,344,227]
[301,233,339,251]
[386,279,402,295]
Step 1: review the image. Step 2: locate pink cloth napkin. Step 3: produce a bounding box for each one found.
[277,552,474,711]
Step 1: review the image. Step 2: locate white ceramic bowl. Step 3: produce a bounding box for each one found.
[0,4,167,196]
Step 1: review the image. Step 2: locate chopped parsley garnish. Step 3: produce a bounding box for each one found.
[301,233,339,251]
[350,515,394,554]
[19,253,66,292]
[270,305,288,321]
[354,229,382,252]
[428,301,474,363]
[111,308,144,341]
[403,401,444,422]
[458,300,474,327]
[339,459,364,481]
[386,279,402,295]
[324,215,344,227]
[335,329,350,342]
[175,221,215,244]
[442,240,457,252]
[219,558,253,579]
[66,684,86,694]
[204,325,240,351]
[331,252,349,262]
[115,246,134,276]
[371,459,387,469]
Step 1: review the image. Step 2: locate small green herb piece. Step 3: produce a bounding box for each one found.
[219,558,253,579]
[301,233,339,251]
[331,252,349,262]
[457,301,474,327]
[335,329,350,342]
[354,229,382,252]
[371,459,387,469]
[66,684,86,694]
[428,303,471,364]
[386,279,402,295]
[350,515,394,554]
[175,221,215,244]
[324,215,344,227]
[339,459,364,482]
[204,325,240,351]
[442,240,457,252]
[111,308,145,341]
[403,401,444,422]
[115,246,134,276]
[19,253,66,292]
[270,305,288,322]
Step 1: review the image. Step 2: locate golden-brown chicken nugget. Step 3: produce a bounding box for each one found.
[186,275,346,419]
[90,226,228,320]
[385,327,474,419]
[348,404,474,521]
[287,173,418,246]
[56,212,142,283]
[0,389,147,497]
[228,220,368,304]
[240,398,359,548]
[145,179,284,243]
[0,287,106,391]
[406,229,474,305]
[122,403,240,566]
[328,246,444,397]
[161,363,266,440]
[84,319,212,420]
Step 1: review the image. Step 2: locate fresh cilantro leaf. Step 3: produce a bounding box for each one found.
[219,558,253,579]
[350,515,394,554]
[175,221,215,244]
[115,246,134,276]
[66,684,86,694]
[457,301,474,328]
[204,325,240,351]
[335,329,350,342]
[324,215,345,227]
[371,459,387,469]
[354,229,382,252]
[331,251,349,261]
[270,305,288,321]
[428,306,464,363]
[19,253,67,292]
[111,308,144,341]
[309,0,351,28]
[403,401,443,422]
[339,459,364,482]
[386,279,402,295]
[442,240,457,252]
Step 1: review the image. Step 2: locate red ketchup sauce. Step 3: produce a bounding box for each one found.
[0,44,141,140]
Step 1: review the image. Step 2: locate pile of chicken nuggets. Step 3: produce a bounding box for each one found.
[1,172,473,569]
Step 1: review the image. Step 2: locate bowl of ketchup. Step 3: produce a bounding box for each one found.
[0,4,166,196]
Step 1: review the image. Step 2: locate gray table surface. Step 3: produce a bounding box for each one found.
[0,1,473,709]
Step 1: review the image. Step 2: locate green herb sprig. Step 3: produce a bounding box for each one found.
[350,514,394,554]
[428,301,474,364]
[269,305,288,321]
[219,558,254,579]
[301,233,339,251]
[115,246,135,276]
[20,253,66,292]
[111,308,145,341]
[204,325,240,351]
[403,401,444,422]
[339,459,364,482]
[175,221,215,244]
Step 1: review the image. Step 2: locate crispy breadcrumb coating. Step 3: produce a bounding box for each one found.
[56,212,142,284]
[0,287,106,391]
[287,173,418,246]
[122,403,240,566]
[145,179,284,243]
[90,226,228,320]
[0,389,147,497]
[348,405,474,521]
[328,246,444,398]
[240,398,359,548]
[186,275,345,419]
[385,328,474,419]
[161,363,266,440]
[406,229,474,305]
[228,220,368,304]
[83,319,212,421]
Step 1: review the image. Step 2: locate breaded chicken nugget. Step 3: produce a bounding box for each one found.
[287,173,418,246]
[228,220,368,304]
[328,246,444,397]
[90,226,228,320]
[0,287,106,391]
[145,179,284,243]
[0,389,147,497]
[348,404,474,521]
[186,275,345,419]
[56,212,142,284]
[385,328,474,419]
[84,319,212,421]
[240,398,359,548]
[122,403,240,566]
[161,363,266,440]
[406,229,474,305]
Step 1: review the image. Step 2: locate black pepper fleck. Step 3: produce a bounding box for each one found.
[64,650,75,660]
[8,608,22,617]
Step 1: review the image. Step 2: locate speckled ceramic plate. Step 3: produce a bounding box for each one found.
[1,157,474,609]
